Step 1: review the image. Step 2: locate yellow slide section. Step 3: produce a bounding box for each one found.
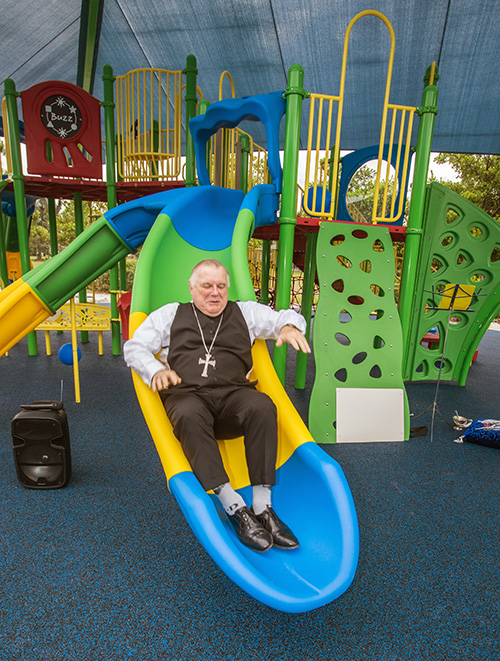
[129,309,314,490]
[0,279,52,356]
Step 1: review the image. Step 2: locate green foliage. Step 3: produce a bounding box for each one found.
[93,256,138,293]
[345,163,409,224]
[432,154,500,221]
[29,199,108,258]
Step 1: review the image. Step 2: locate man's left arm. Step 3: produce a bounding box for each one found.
[238,301,311,353]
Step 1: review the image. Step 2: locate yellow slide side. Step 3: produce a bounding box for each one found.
[0,279,52,356]
[129,310,314,489]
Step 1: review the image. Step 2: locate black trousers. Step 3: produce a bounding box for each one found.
[161,386,277,491]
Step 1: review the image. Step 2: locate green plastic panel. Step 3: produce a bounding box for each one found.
[131,213,235,316]
[309,222,408,443]
[404,183,500,385]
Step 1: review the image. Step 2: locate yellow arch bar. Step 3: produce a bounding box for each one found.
[304,10,416,224]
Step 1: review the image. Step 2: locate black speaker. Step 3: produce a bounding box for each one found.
[11,401,71,489]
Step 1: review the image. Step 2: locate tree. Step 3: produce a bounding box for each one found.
[29,199,108,260]
[432,154,500,221]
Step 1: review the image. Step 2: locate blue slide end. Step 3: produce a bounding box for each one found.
[169,443,359,613]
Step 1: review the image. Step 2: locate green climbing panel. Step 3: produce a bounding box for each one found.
[404,182,500,385]
[309,222,409,443]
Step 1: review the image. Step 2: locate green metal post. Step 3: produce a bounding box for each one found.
[102,64,122,355]
[73,192,89,343]
[102,65,117,209]
[197,98,211,177]
[258,239,271,305]
[0,201,8,287]
[77,0,104,93]
[295,232,317,388]
[239,133,250,193]
[48,198,58,256]
[183,55,198,187]
[273,65,308,383]
[399,66,439,373]
[47,197,62,336]
[4,78,37,354]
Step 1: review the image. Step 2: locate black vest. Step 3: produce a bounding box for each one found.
[166,301,254,391]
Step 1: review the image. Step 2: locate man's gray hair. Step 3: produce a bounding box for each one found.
[189,259,230,286]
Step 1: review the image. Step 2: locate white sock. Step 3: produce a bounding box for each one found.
[252,484,272,515]
[213,483,246,515]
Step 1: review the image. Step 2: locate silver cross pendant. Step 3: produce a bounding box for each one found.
[199,352,216,377]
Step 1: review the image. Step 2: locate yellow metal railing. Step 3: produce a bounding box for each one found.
[371,105,415,223]
[115,68,183,181]
[303,10,417,223]
[37,299,111,403]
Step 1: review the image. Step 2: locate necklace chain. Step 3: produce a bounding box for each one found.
[191,302,224,356]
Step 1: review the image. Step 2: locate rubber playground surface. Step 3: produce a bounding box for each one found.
[1,328,499,660]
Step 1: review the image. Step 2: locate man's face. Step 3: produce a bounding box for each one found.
[189,265,229,317]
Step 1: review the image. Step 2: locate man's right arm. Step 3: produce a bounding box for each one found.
[123,303,179,387]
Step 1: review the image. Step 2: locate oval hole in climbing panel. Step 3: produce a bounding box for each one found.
[469,224,488,241]
[360,259,372,273]
[347,295,364,305]
[331,279,344,293]
[334,368,348,383]
[337,255,352,268]
[490,246,500,264]
[456,251,473,268]
[434,358,452,373]
[331,234,345,246]
[372,238,385,252]
[441,233,457,249]
[373,335,385,348]
[352,229,368,239]
[431,258,444,273]
[415,361,428,377]
[369,309,384,320]
[369,364,382,378]
[352,352,367,364]
[449,314,467,329]
[419,330,440,351]
[339,309,352,323]
[370,284,385,297]
[446,208,460,224]
[470,271,490,285]
[334,333,351,346]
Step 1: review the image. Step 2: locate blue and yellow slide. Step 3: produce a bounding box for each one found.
[0,182,358,613]
[0,91,358,612]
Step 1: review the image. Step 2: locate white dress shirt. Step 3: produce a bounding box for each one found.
[123,300,307,387]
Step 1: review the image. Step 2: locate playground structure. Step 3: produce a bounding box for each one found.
[2,9,500,611]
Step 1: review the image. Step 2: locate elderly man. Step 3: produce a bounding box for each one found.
[124,259,310,552]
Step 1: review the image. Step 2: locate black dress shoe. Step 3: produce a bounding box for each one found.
[227,506,273,552]
[254,507,299,549]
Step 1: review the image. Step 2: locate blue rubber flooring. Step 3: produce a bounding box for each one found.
[1,329,499,660]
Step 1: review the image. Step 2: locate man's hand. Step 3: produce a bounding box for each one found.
[151,369,182,392]
[276,325,311,354]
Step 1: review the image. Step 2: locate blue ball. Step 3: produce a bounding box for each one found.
[58,343,82,365]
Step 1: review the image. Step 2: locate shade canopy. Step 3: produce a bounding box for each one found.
[1,0,499,155]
